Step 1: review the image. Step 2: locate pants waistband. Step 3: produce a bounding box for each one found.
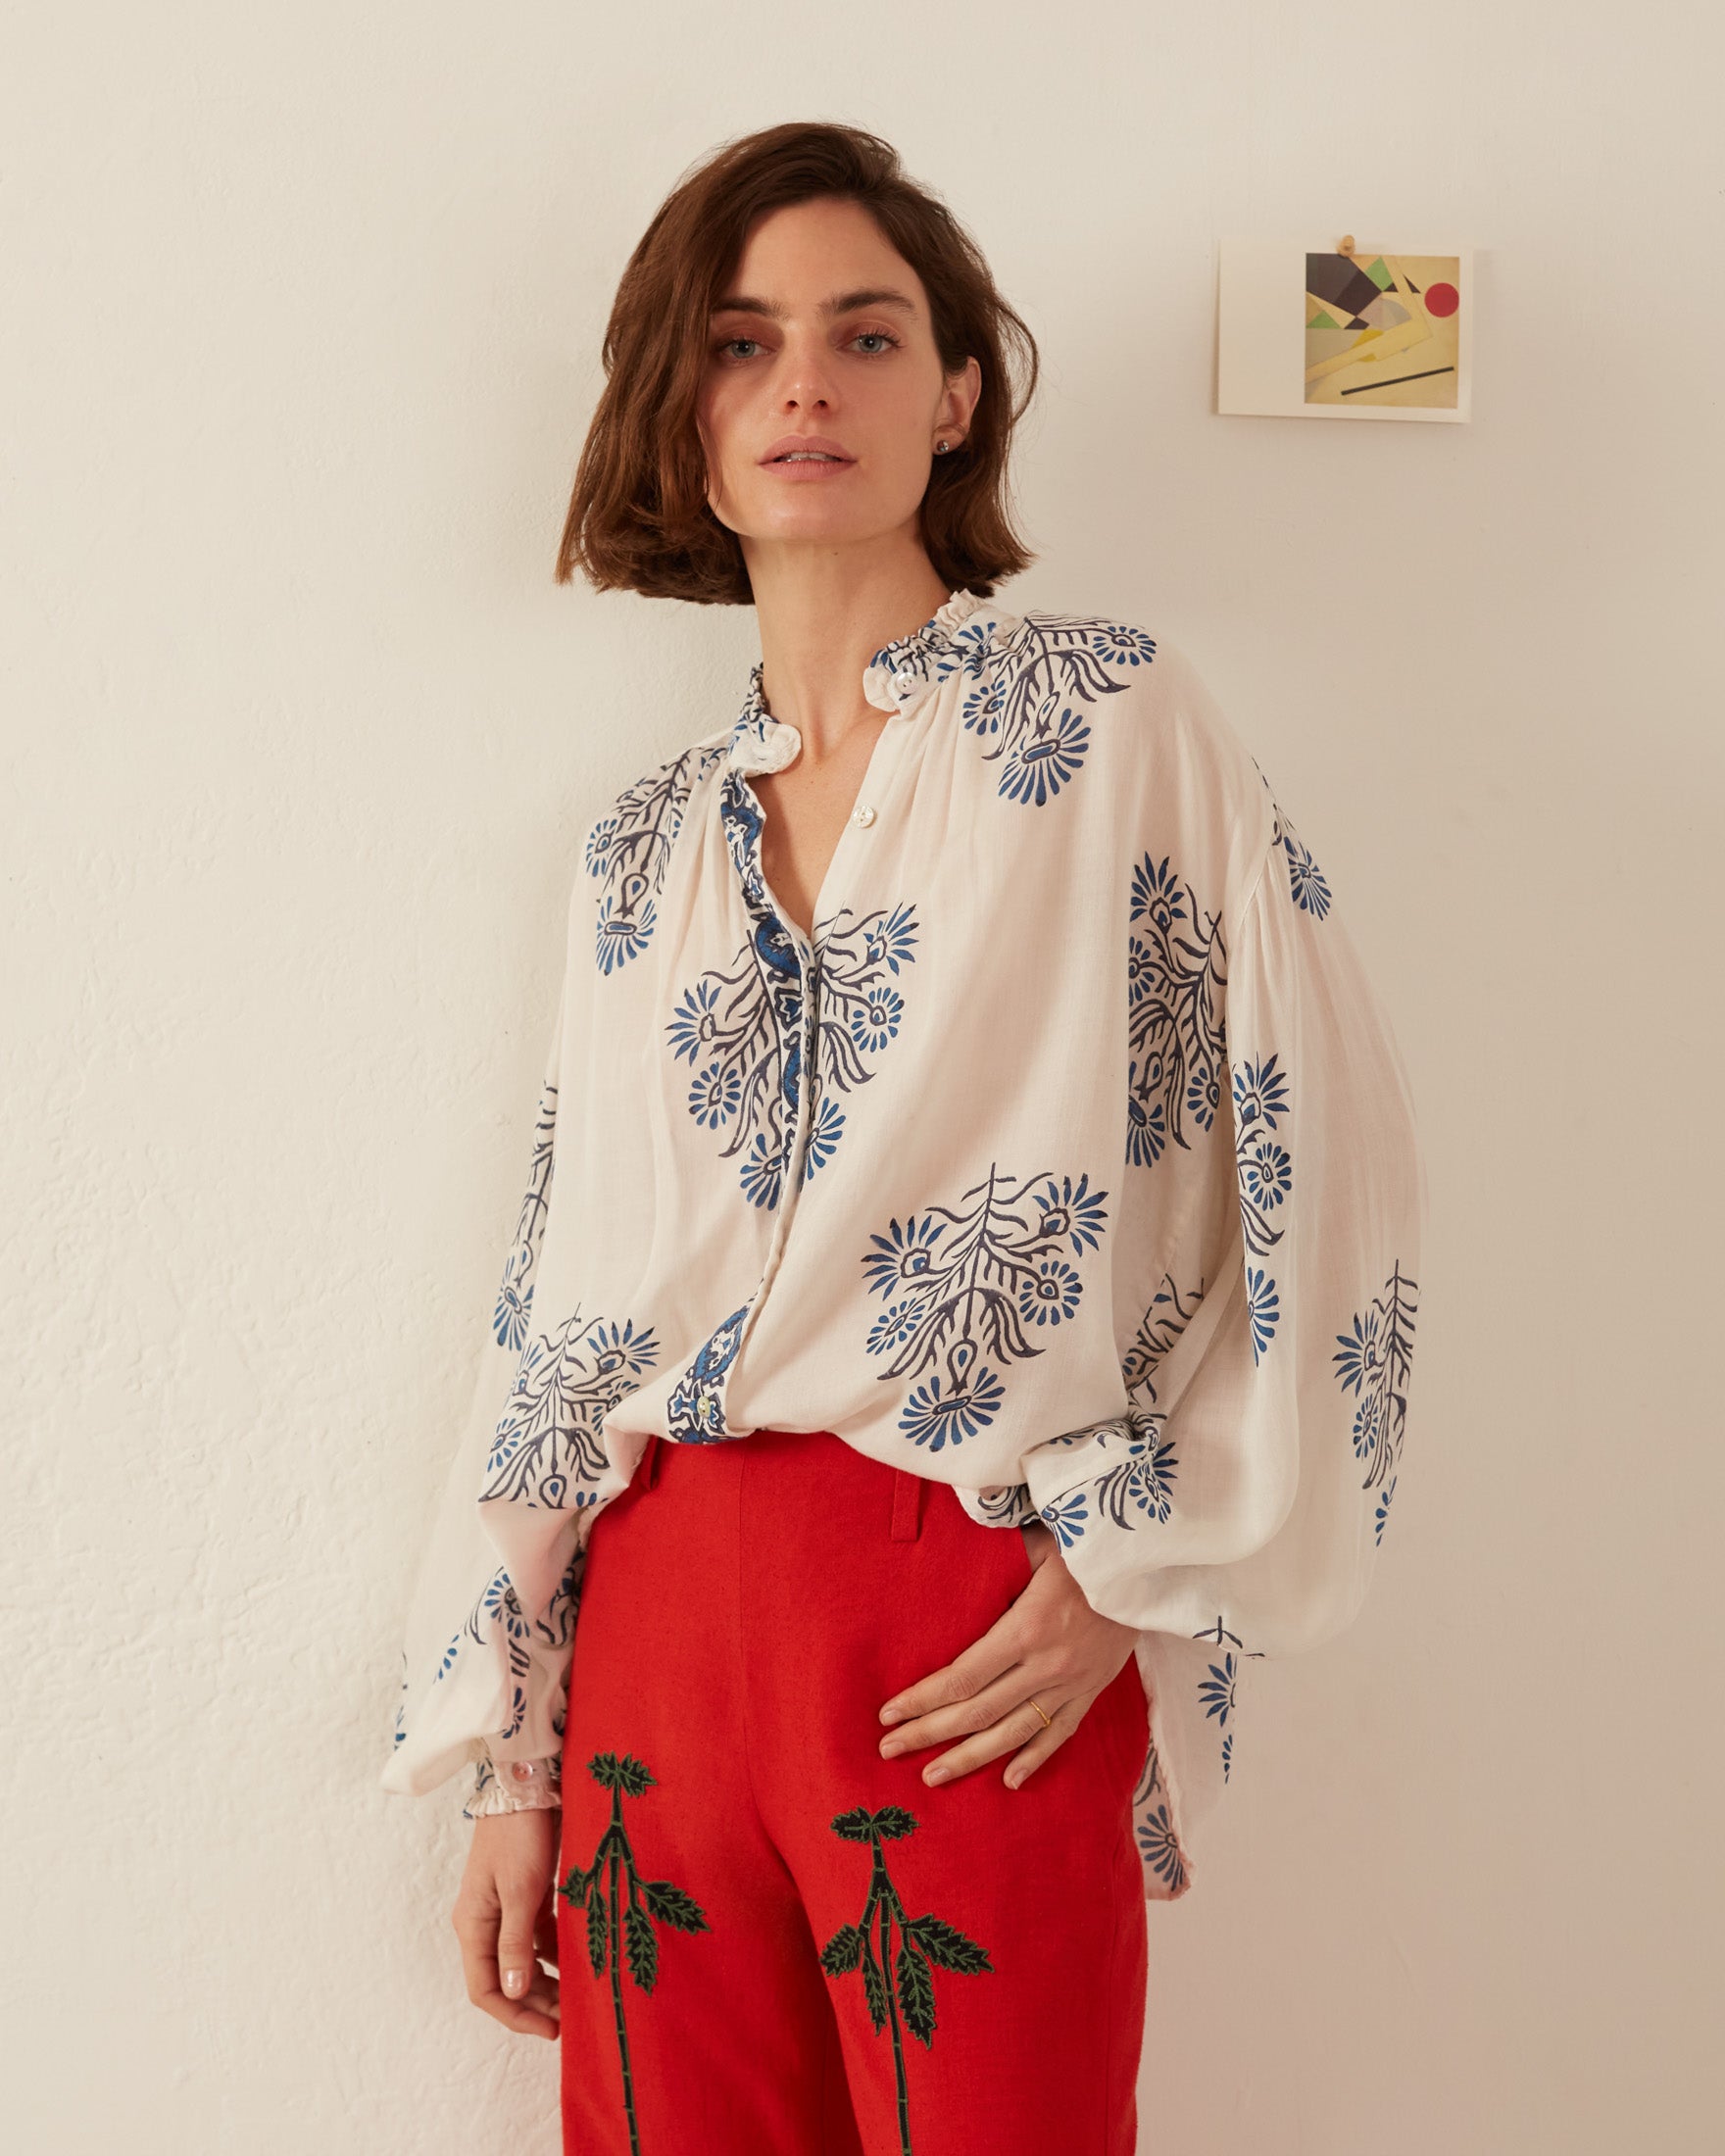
[635,1427,927,1541]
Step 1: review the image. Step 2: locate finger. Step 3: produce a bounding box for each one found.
[878,1608,1028,1732]
[468,1954,562,2040]
[999,1693,1095,1787]
[456,1921,562,2040]
[880,1656,1053,1757]
[497,1879,550,2018]
[456,1885,562,2042]
[923,1690,1088,1786]
[517,1961,562,2034]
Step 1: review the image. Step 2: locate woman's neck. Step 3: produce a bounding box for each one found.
[745,542,953,762]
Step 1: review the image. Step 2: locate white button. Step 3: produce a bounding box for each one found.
[508,1760,540,1783]
[853,804,876,826]
[894,667,915,688]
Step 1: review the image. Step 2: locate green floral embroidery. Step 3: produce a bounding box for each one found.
[560,1751,710,2156]
[818,1804,993,2155]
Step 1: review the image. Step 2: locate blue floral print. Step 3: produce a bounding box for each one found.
[956,612,1158,806]
[971,1481,1039,1527]
[1189,1618,1260,1793]
[1134,1799,1186,1895]
[441,1539,587,1771]
[668,895,922,1201]
[1250,758,1334,920]
[1086,1406,1180,1528]
[1280,817,1331,918]
[860,1168,1110,1451]
[865,604,1158,809]
[1244,1266,1281,1361]
[483,1314,661,1508]
[1334,1261,1419,1489]
[1121,1270,1208,1397]
[1037,1489,1090,1547]
[1127,851,1228,1166]
[492,1081,558,1352]
[1197,1651,1238,1734]
[665,1301,754,1444]
[1231,1050,1290,1124]
[587,742,726,973]
[1238,1138,1293,1216]
[1232,1052,1293,1361]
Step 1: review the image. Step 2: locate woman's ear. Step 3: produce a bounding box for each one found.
[940,354,983,444]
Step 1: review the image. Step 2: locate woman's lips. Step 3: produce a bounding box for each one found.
[763,453,856,480]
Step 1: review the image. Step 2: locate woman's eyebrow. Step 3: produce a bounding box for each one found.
[709,286,918,319]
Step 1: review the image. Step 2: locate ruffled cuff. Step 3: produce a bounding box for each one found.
[461,1748,563,1821]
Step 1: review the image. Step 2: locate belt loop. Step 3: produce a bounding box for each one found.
[889,1466,923,1542]
[640,1433,663,1490]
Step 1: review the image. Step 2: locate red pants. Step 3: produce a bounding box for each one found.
[556,1427,1149,2155]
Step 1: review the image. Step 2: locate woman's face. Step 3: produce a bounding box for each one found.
[696,196,981,561]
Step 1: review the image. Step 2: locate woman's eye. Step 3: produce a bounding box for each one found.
[712,329,901,362]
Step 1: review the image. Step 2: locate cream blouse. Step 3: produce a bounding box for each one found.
[379,587,1428,1901]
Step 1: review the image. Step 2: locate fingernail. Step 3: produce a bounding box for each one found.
[879,1704,903,1725]
[503,1969,525,1996]
[879,1738,900,1757]
[923,1764,948,1784]
[1004,1770,1021,1789]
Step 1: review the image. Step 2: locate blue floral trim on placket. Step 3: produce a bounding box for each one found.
[665,1299,755,1444]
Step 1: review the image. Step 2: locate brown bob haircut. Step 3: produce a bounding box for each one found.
[556,121,1040,606]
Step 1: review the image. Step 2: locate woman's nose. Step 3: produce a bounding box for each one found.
[773,341,839,409]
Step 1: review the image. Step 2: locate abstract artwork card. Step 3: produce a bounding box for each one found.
[1217,237,1473,422]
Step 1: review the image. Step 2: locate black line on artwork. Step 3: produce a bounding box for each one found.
[1340,366,1456,397]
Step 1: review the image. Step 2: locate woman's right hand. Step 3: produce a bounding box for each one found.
[452,1809,563,2039]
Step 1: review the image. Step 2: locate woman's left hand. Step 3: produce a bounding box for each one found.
[875,1520,1139,1789]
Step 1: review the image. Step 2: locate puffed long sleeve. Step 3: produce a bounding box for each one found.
[1020,801,1426,1849]
[381,976,582,1821]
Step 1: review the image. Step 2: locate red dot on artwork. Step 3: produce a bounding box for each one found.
[1424,282,1458,318]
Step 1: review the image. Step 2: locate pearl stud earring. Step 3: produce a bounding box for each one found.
[935,439,949,454]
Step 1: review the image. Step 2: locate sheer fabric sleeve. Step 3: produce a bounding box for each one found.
[1021,809,1426,1806]
[379,974,578,1821]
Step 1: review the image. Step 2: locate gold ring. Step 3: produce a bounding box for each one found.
[1026,1695,1053,1730]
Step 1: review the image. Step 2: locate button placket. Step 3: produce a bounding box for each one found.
[739,736,890,1217]
[722,615,962,1262]
[728,798,819,1219]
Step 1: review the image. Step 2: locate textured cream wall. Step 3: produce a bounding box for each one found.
[6,3,1721,2150]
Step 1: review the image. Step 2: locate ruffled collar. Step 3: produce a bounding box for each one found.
[725,587,1011,777]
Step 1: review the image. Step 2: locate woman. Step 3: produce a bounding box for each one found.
[382,121,1427,2155]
